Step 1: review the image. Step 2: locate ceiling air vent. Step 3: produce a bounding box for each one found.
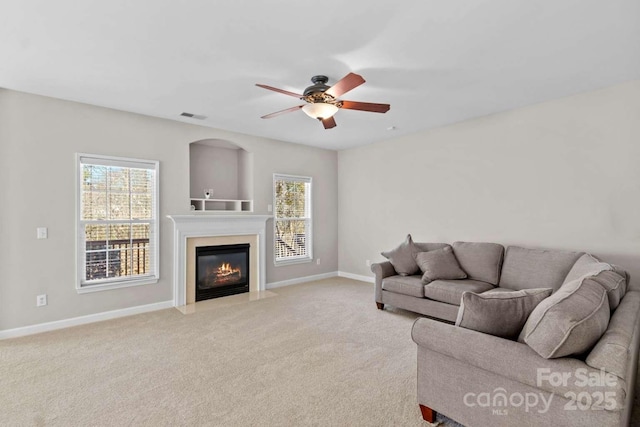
[180,112,207,120]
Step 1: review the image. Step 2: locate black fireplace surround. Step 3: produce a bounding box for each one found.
[195,243,250,301]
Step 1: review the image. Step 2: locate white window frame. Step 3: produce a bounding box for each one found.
[76,153,159,293]
[273,173,313,266]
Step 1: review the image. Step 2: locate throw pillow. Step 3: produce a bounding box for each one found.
[455,288,553,339]
[519,278,610,359]
[414,246,467,284]
[381,234,420,276]
[563,253,611,284]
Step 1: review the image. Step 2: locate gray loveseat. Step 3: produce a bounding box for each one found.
[371,241,639,426]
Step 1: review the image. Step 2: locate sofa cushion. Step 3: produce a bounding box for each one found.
[590,270,627,310]
[482,287,517,294]
[414,242,450,253]
[415,246,467,284]
[381,276,424,298]
[423,279,494,306]
[499,246,584,292]
[452,242,504,285]
[563,253,612,284]
[519,277,610,358]
[381,234,420,276]
[455,288,552,339]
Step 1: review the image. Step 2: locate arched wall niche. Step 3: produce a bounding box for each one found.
[188,139,254,211]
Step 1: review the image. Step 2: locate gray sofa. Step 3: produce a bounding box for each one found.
[371,241,640,426]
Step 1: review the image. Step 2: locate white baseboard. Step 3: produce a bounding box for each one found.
[0,300,173,340]
[338,271,375,283]
[266,271,339,289]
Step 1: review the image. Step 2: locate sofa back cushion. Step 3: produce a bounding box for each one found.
[519,277,610,358]
[499,246,584,291]
[591,270,627,311]
[452,242,504,285]
[414,242,450,252]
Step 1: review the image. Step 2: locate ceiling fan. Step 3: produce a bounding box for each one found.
[256,73,390,129]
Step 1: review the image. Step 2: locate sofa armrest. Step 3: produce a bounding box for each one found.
[411,318,625,407]
[371,261,396,302]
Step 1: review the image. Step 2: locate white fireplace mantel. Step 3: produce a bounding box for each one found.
[167,214,272,306]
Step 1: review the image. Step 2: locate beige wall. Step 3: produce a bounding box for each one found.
[338,80,640,286]
[189,143,240,200]
[0,89,338,330]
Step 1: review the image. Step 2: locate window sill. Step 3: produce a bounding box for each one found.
[76,277,159,294]
[274,257,312,267]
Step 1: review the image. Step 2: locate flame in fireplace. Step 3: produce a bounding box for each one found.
[217,263,241,278]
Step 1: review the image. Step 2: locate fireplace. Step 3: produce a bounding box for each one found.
[196,243,250,301]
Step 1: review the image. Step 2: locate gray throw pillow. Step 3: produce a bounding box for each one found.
[414,246,467,284]
[563,253,611,284]
[381,234,420,276]
[519,278,610,359]
[455,288,553,339]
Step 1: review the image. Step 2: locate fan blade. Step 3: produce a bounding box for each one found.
[256,84,303,99]
[340,100,390,113]
[325,73,366,98]
[322,116,337,129]
[260,105,304,119]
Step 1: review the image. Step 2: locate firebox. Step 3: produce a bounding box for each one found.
[195,243,250,301]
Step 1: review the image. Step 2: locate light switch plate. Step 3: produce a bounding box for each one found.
[37,227,48,239]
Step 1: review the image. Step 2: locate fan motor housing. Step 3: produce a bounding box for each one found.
[303,75,331,97]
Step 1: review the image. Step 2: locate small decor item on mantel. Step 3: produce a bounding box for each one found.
[204,189,213,199]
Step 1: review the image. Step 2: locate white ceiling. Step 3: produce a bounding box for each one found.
[1,0,639,150]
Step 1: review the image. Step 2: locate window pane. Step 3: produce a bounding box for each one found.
[106,249,124,278]
[275,219,307,259]
[108,167,130,193]
[85,224,107,250]
[108,224,131,249]
[131,194,152,219]
[86,251,107,280]
[132,242,150,275]
[132,223,150,240]
[275,180,307,219]
[108,193,131,219]
[130,169,153,194]
[82,191,106,220]
[82,165,107,191]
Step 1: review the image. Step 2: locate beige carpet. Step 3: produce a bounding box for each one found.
[1,278,639,426]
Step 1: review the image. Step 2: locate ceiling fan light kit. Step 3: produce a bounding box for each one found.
[256,73,390,130]
[302,103,339,120]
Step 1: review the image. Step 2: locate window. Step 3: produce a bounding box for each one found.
[273,174,312,265]
[76,154,159,292]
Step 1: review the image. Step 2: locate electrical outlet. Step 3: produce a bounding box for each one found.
[366,260,371,267]
[316,258,321,265]
[37,294,47,307]
[267,204,273,212]
[37,227,48,239]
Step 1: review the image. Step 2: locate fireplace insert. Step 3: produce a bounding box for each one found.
[195,243,250,301]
